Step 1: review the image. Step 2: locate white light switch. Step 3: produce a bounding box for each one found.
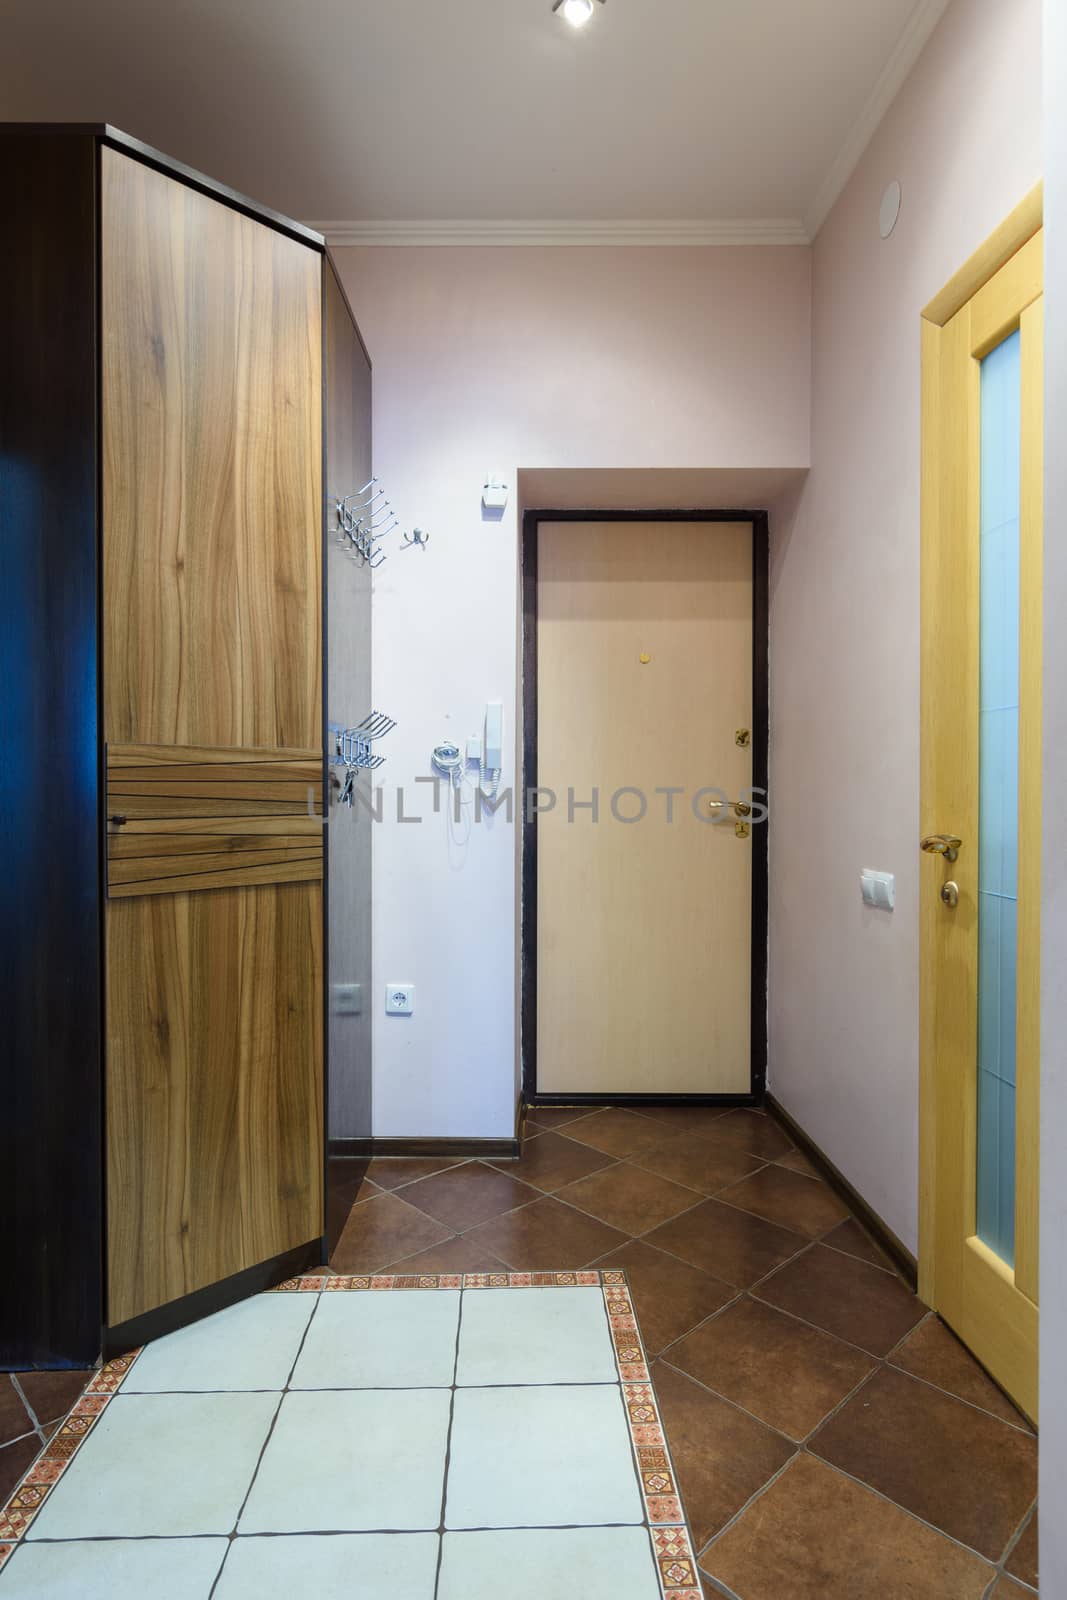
[860,868,895,911]
[331,983,362,1016]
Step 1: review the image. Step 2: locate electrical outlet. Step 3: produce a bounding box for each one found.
[385,983,415,1015]
[331,983,362,1016]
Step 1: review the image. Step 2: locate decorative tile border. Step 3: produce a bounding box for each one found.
[0,1350,142,1572]
[271,1269,606,1290]
[0,1269,699,1598]
[602,1269,701,1598]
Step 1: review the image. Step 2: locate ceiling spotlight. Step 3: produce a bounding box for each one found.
[553,0,604,28]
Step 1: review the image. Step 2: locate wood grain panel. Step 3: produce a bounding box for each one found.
[110,746,323,770]
[923,295,982,1326]
[536,521,754,1095]
[968,231,1043,356]
[110,796,323,821]
[113,784,321,804]
[111,768,321,787]
[1013,294,1043,1306]
[920,222,1043,1421]
[102,146,325,1326]
[918,314,943,1308]
[110,834,320,859]
[922,183,1042,327]
[106,884,324,1325]
[111,763,322,785]
[116,816,324,838]
[101,147,322,751]
[109,858,322,899]
[106,743,323,896]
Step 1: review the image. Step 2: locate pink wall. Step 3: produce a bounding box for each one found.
[331,0,1042,1208]
[768,0,1042,1251]
[330,243,811,1137]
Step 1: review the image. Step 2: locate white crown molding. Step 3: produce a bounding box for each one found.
[312,0,949,253]
[311,217,810,248]
[803,0,951,239]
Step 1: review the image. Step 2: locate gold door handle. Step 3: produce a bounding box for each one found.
[920,833,962,863]
[708,798,752,818]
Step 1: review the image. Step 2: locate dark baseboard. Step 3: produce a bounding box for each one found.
[524,1094,761,1109]
[765,1094,918,1290]
[329,1136,521,1160]
[103,1238,323,1358]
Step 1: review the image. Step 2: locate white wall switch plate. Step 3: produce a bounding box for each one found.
[331,982,362,1016]
[860,868,895,911]
[386,983,415,1015]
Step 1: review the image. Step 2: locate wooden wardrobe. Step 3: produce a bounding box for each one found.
[2,125,366,1365]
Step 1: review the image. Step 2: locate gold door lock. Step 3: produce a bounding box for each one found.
[735,728,751,747]
[735,821,750,839]
[940,881,959,908]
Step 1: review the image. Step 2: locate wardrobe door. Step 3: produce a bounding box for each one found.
[101,147,325,1330]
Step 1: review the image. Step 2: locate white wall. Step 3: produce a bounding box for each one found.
[330,244,812,1136]
[768,0,1041,1252]
[1040,0,1066,1586]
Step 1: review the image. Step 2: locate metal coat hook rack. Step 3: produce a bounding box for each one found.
[401,527,429,551]
[330,711,397,807]
[334,478,427,568]
[335,481,390,568]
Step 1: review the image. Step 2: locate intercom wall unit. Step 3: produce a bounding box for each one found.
[484,701,503,773]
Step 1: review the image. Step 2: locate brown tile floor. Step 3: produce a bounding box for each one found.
[329,1103,1040,1598]
[0,1370,92,1504]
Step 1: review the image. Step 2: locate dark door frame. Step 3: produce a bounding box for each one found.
[520,508,770,1108]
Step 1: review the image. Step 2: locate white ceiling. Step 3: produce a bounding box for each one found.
[0,0,947,240]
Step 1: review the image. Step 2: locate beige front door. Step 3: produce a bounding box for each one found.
[920,206,1042,1421]
[533,519,760,1097]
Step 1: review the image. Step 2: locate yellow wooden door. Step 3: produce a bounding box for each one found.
[535,520,757,1096]
[101,148,325,1326]
[920,216,1042,1420]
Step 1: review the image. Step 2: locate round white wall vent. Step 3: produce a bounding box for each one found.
[879,180,902,239]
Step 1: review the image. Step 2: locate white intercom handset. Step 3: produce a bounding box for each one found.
[443,701,503,802]
[482,701,503,797]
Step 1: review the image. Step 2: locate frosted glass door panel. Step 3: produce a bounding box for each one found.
[976,328,1021,1266]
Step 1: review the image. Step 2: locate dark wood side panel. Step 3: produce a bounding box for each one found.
[0,133,102,1367]
[324,255,374,1142]
[107,884,324,1325]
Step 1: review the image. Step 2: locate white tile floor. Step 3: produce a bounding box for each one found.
[0,1282,675,1599]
